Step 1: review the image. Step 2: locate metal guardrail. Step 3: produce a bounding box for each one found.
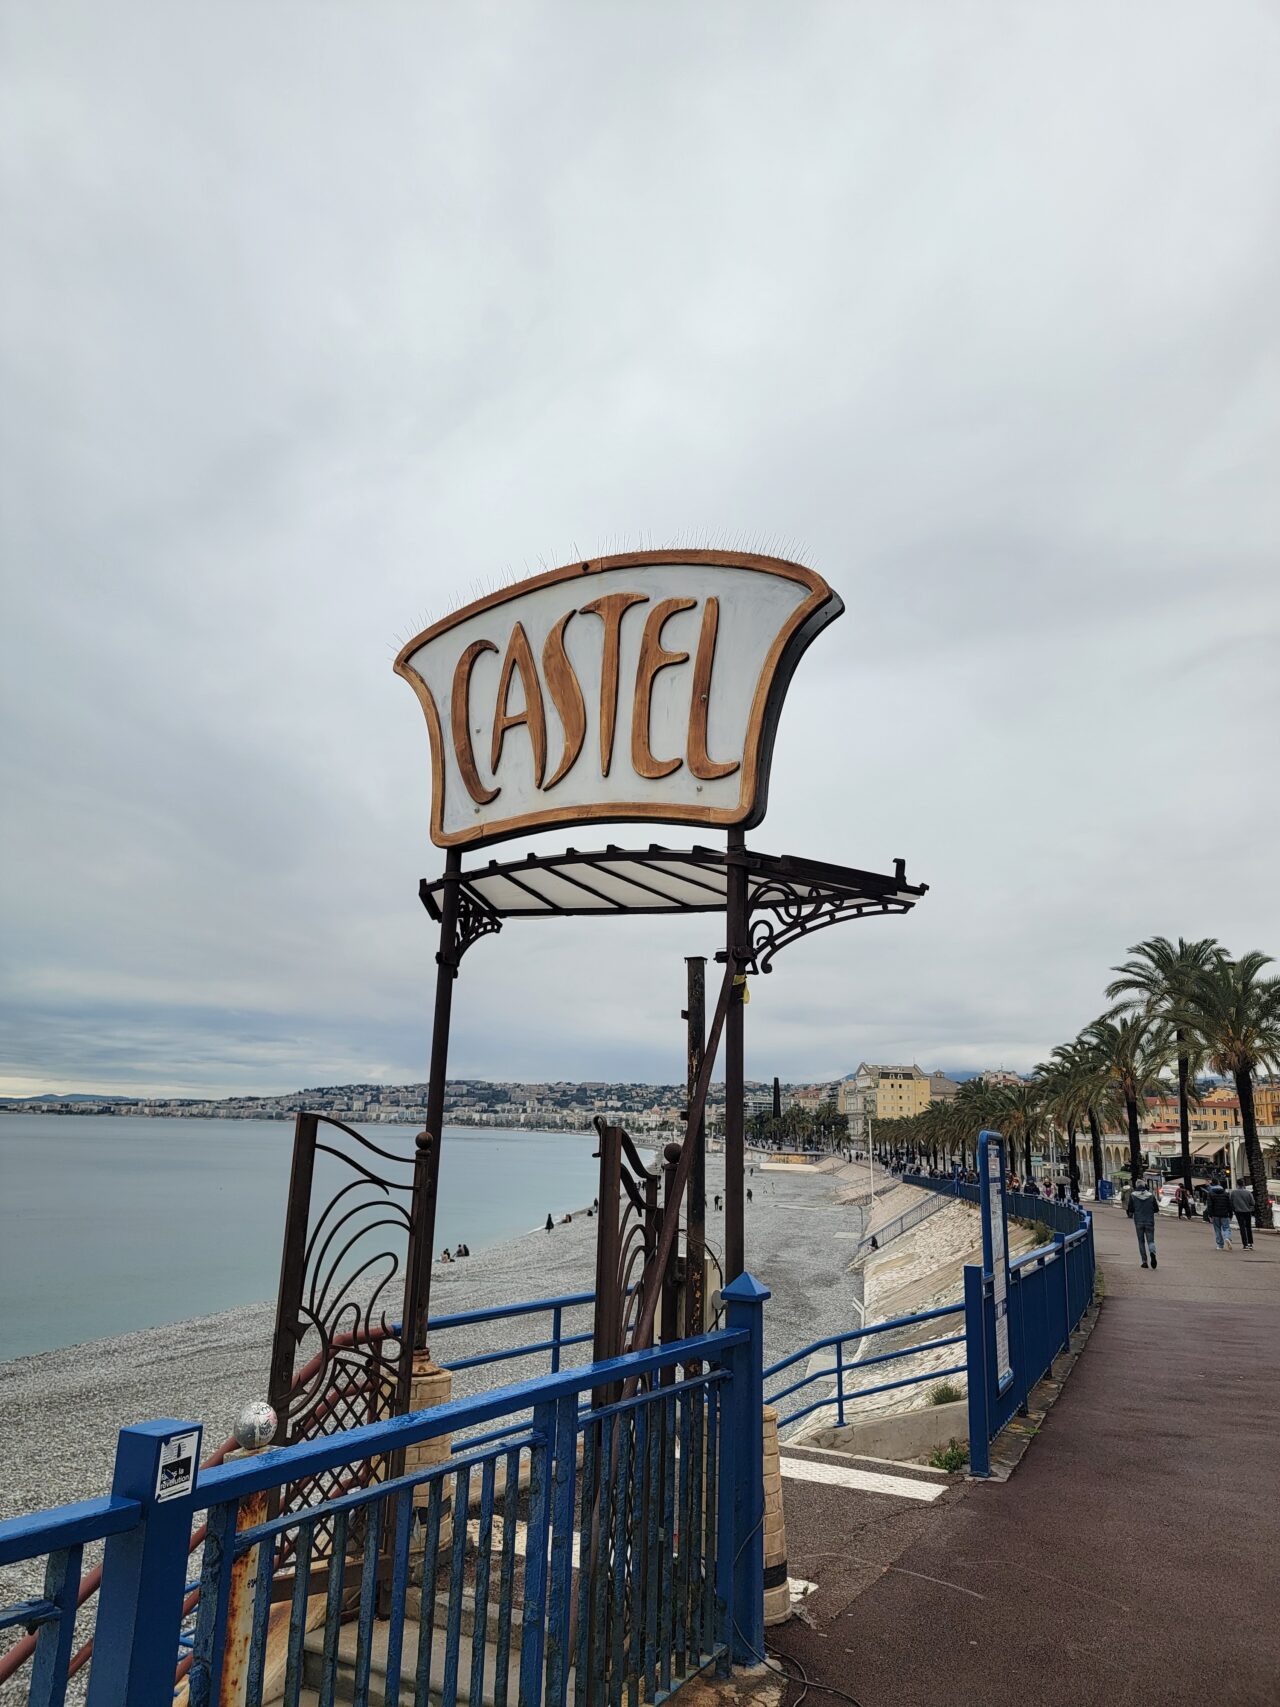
[0,1280,775,1707]
[0,1287,604,1696]
[763,1303,966,1429]
[853,1188,949,1255]
[763,1174,1096,1448]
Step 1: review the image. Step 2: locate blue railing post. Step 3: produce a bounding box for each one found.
[86,1419,203,1707]
[722,1272,769,1668]
[1054,1233,1070,1353]
[519,1401,555,1707]
[963,1265,991,1478]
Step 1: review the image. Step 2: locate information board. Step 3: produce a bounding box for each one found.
[979,1131,1014,1395]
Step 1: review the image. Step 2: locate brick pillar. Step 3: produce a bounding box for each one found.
[762,1405,790,1626]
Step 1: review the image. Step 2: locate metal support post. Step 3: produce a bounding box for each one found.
[722,1272,769,1667]
[406,846,463,1354]
[963,1265,991,1478]
[1055,1233,1071,1353]
[723,829,748,1282]
[684,956,707,1343]
[87,1420,204,1707]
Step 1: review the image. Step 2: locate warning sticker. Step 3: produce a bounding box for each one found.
[155,1429,201,1503]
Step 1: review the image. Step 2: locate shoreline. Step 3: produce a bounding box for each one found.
[0,1157,867,1519]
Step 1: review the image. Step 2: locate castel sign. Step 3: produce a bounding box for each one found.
[394,550,843,847]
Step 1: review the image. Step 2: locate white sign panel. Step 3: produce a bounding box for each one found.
[155,1428,201,1503]
[395,551,842,848]
[986,1141,1014,1394]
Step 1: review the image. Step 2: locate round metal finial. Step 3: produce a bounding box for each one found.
[234,1400,278,1450]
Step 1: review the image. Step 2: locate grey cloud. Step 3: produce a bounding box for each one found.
[2,1,1278,1096]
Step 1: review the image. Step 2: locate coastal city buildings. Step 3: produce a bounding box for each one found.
[838,1062,961,1142]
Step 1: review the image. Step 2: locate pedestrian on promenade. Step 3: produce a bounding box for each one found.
[1204,1180,1233,1249]
[1125,1176,1159,1268]
[1175,1182,1194,1219]
[1229,1181,1256,1250]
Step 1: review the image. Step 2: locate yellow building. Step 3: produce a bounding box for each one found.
[1252,1081,1280,1127]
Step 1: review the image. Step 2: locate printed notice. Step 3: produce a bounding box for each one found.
[155,1430,201,1503]
[986,1142,1014,1392]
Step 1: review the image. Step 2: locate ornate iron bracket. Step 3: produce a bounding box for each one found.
[747,882,913,974]
[455,889,502,961]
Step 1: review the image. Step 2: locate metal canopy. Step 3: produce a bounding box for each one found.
[420,843,927,972]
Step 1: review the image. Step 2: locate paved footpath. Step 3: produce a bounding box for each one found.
[772,1204,1280,1707]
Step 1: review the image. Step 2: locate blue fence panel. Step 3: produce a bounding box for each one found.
[0,1298,770,1707]
[770,1170,1096,1472]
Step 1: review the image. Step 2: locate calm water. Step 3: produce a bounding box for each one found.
[0,1115,607,1362]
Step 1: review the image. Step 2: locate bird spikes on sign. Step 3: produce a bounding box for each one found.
[394,547,842,849]
[387,532,811,651]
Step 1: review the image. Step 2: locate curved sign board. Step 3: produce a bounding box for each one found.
[394,550,843,849]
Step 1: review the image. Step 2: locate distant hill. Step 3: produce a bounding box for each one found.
[8,1092,134,1104]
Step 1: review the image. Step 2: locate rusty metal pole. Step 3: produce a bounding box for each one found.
[684,956,706,1342]
[406,846,463,1355]
[723,828,748,1282]
[217,1448,270,1707]
[660,1142,681,1382]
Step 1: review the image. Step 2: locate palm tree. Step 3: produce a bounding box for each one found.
[1174,952,1280,1230]
[1047,1034,1125,1196]
[994,1080,1046,1183]
[1082,1013,1173,1180]
[1107,937,1221,1193]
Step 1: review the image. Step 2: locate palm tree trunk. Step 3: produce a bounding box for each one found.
[1125,1093,1143,1178]
[1177,1038,1192,1193]
[1088,1107,1104,1193]
[1066,1118,1081,1201]
[1234,1069,1274,1230]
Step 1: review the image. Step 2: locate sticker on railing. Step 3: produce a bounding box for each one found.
[980,1133,1015,1396]
[155,1429,201,1502]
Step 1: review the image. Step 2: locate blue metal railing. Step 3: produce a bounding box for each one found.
[901,1171,1096,1475]
[763,1304,966,1429]
[762,1174,1096,1452]
[429,1289,595,1377]
[899,1173,1088,1239]
[0,1277,773,1707]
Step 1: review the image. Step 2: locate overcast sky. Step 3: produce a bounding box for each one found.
[2,2,1278,1097]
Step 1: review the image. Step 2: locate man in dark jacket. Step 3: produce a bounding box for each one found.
[1125,1178,1159,1268]
[1205,1181,1234,1250]
[1229,1182,1256,1250]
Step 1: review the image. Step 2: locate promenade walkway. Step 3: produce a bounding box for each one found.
[773,1203,1280,1707]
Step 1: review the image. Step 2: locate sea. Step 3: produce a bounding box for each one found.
[0,1115,611,1363]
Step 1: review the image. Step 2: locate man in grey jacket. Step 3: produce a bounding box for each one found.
[1229,1182,1256,1250]
[1125,1178,1159,1268]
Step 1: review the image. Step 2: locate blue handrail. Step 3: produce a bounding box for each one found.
[763,1301,966,1427]
[194,1326,747,1507]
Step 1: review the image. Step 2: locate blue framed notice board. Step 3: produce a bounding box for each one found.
[979,1129,1014,1395]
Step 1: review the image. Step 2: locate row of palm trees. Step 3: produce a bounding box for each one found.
[871,937,1280,1231]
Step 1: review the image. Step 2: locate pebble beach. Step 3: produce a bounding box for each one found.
[0,1155,872,1526]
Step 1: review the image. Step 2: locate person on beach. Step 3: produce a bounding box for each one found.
[545,1213,554,1232]
[1125,1176,1158,1268]
[1229,1181,1256,1250]
[1205,1180,1233,1249]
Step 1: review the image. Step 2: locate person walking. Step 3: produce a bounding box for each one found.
[1125,1176,1159,1269]
[1174,1182,1194,1220]
[1229,1181,1256,1250]
[1205,1180,1233,1250]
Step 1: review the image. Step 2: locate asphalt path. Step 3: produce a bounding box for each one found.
[773,1202,1280,1707]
